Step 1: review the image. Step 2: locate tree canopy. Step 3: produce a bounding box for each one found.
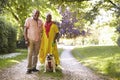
[0,0,120,44]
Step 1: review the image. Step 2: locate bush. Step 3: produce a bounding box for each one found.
[117,36,120,47]
[16,36,27,49]
[0,17,17,54]
[0,18,8,53]
[7,26,17,52]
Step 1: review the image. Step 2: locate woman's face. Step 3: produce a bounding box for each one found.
[46,14,52,22]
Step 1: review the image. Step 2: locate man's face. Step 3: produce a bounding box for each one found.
[46,14,52,22]
[33,10,39,20]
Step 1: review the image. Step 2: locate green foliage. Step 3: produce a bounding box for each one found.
[7,26,17,52]
[0,17,9,53]
[3,0,62,42]
[0,0,8,13]
[5,0,33,27]
[4,0,62,27]
[0,17,17,54]
[1,0,120,46]
[117,36,120,47]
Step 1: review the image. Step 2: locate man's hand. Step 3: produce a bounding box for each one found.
[25,40,29,46]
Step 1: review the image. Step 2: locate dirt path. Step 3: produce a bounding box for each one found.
[0,46,109,80]
[60,46,105,80]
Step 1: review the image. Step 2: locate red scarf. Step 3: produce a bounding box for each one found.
[45,21,52,38]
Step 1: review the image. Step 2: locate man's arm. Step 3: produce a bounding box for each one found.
[24,26,29,46]
[40,23,43,39]
[24,26,28,40]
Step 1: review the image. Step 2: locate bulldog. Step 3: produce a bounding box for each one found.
[44,54,56,72]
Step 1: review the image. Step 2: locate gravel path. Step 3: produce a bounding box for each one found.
[0,46,110,80]
[0,60,39,80]
[60,46,105,80]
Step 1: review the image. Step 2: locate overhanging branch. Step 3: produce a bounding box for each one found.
[109,0,120,10]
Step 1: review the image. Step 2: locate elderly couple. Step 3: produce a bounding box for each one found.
[24,10,60,74]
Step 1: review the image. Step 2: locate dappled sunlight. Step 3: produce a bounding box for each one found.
[57,65,65,70]
[98,26,115,45]
[89,56,100,59]
[82,55,120,78]
[81,57,100,66]
[8,60,20,63]
[103,56,116,61]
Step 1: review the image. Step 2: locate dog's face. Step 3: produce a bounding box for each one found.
[47,54,53,61]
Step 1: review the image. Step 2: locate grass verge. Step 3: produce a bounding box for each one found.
[0,48,63,69]
[72,46,120,80]
[0,49,27,69]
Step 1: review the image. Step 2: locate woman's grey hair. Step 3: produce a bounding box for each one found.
[46,12,52,17]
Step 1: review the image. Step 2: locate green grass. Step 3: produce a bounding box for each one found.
[0,48,63,69]
[72,46,120,80]
[0,49,27,69]
[0,48,63,80]
[38,65,63,80]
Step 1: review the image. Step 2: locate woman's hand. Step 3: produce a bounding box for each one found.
[52,41,56,47]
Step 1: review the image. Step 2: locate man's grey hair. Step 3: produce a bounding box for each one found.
[32,9,39,15]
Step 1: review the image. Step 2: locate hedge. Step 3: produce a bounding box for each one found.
[0,17,17,54]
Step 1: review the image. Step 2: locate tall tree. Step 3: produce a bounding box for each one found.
[3,0,62,40]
